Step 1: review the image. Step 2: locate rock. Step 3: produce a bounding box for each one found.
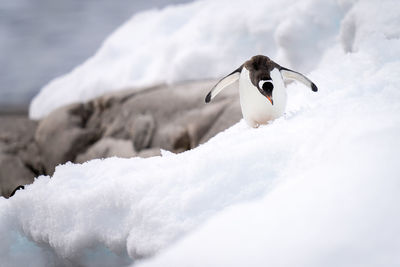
[0,79,242,197]
[159,125,191,153]
[0,114,39,197]
[35,103,100,174]
[0,81,242,196]
[200,99,242,143]
[155,98,234,151]
[0,114,38,154]
[18,142,45,175]
[178,99,230,148]
[137,148,161,158]
[76,137,136,163]
[0,153,35,198]
[35,80,240,169]
[128,113,155,151]
[90,86,160,140]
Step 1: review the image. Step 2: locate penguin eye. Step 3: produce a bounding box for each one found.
[259,80,274,93]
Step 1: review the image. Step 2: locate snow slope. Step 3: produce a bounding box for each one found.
[2,0,400,266]
[29,0,347,119]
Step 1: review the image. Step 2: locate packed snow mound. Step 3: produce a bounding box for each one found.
[139,130,400,267]
[29,0,347,119]
[1,0,400,266]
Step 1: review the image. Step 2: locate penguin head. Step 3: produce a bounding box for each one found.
[244,55,280,105]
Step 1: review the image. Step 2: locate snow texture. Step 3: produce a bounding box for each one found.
[1,0,400,266]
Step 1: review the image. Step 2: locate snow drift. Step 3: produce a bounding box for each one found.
[1,0,400,266]
[29,0,346,119]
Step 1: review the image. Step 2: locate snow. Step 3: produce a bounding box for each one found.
[29,0,346,119]
[1,0,400,266]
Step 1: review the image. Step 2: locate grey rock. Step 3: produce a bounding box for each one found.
[0,114,44,176]
[37,79,240,167]
[35,103,100,174]
[156,100,226,152]
[0,79,242,197]
[0,114,38,154]
[200,99,242,143]
[180,99,230,148]
[18,142,45,175]
[76,137,136,163]
[137,148,161,158]
[129,113,155,151]
[0,153,35,198]
[159,124,191,153]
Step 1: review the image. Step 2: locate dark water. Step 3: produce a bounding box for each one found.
[0,0,192,112]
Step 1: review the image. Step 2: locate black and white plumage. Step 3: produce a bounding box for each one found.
[205,55,318,127]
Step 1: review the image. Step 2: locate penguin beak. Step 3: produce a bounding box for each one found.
[266,95,273,105]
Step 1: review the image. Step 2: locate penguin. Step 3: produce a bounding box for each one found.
[205,55,318,127]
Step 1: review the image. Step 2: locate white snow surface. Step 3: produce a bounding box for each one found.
[30,0,346,119]
[2,0,400,266]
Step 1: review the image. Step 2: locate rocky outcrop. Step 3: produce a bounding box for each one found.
[75,138,136,163]
[35,103,100,174]
[0,154,34,197]
[0,80,241,197]
[0,115,41,197]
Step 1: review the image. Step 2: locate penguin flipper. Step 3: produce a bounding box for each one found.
[279,67,318,92]
[205,65,243,103]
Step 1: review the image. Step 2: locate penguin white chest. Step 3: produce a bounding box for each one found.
[239,67,287,127]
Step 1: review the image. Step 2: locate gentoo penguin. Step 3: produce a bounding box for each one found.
[205,55,318,127]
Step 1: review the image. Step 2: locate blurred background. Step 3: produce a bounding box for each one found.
[0,0,192,113]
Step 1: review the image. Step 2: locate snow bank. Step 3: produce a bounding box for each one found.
[0,120,295,266]
[137,1,400,266]
[1,0,400,266]
[29,0,347,119]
